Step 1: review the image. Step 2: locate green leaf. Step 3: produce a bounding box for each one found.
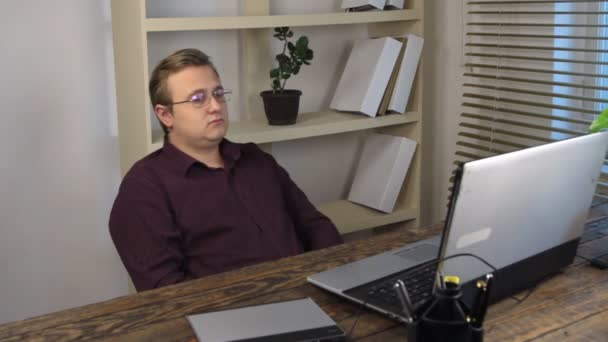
[296,36,309,50]
[272,78,281,91]
[281,73,291,80]
[274,27,281,33]
[287,31,294,38]
[280,63,290,73]
[269,68,280,78]
[287,42,295,52]
[305,49,314,60]
[276,54,290,66]
[589,107,608,133]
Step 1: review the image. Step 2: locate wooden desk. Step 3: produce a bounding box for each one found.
[1,223,607,341]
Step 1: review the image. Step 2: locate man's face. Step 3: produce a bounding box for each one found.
[159,65,229,149]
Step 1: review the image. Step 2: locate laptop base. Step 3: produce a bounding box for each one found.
[459,237,580,306]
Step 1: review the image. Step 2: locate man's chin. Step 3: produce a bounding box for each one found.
[206,131,227,143]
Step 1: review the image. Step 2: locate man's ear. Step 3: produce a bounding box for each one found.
[155,104,174,131]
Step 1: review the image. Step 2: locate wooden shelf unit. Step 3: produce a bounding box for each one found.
[144,10,421,32]
[318,200,418,234]
[111,0,424,234]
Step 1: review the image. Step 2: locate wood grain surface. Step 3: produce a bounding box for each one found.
[1,221,606,341]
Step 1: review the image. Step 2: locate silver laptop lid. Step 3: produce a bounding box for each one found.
[441,132,608,283]
[187,298,342,342]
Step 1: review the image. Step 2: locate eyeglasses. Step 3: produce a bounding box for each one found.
[170,88,232,108]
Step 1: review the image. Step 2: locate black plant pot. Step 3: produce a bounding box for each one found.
[260,89,302,125]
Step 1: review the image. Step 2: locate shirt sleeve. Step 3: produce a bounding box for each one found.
[109,171,191,291]
[271,157,344,251]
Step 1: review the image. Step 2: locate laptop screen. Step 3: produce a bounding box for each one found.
[439,132,608,284]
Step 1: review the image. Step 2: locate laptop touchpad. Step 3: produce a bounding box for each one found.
[395,244,438,263]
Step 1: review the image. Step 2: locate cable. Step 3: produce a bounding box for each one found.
[347,293,370,339]
[437,253,498,272]
[577,251,608,263]
[510,285,536,304]
[576,254,595,263]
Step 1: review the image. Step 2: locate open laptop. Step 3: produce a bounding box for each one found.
[308,132,608,323]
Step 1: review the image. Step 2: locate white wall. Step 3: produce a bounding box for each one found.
[0,0,128,324]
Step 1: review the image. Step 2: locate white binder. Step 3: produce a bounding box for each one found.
[386,0,405,9]
[341,0,387,10]
[388,34,424,114]
[330,37,402,117]
[348,133,417,213]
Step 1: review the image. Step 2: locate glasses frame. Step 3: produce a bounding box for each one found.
[169,88,232,108]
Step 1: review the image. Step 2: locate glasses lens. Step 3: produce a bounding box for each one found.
[215,89,232,103]
[190,91,206,108]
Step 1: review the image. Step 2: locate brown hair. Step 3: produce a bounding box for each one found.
[149,48,219,134]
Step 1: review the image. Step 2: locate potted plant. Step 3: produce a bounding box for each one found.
[260,27,314,125]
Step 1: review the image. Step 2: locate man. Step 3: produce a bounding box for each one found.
[109,48,343,292]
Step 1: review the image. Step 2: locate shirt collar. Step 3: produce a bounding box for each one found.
[162,137,242,175]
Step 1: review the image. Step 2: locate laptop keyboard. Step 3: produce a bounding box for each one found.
[343,259,438,316]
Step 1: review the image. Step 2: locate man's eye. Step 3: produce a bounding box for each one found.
[191,92,205,102]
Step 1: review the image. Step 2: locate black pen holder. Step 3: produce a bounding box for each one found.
[407,283,484,342]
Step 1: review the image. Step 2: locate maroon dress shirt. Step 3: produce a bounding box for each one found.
[109,139,343,291]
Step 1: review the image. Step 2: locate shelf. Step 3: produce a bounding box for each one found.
[144,10,421,32]
[317,200,417,234]
[151,110,419,150]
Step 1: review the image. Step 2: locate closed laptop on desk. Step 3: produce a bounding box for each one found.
[187,298,345,342]
[308,132,608,323]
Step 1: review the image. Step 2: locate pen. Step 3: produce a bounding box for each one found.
[435,271,446,290]
[394,280,416,322]
[471,273,493,328]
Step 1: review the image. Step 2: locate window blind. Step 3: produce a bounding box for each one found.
[456,0,608,201]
